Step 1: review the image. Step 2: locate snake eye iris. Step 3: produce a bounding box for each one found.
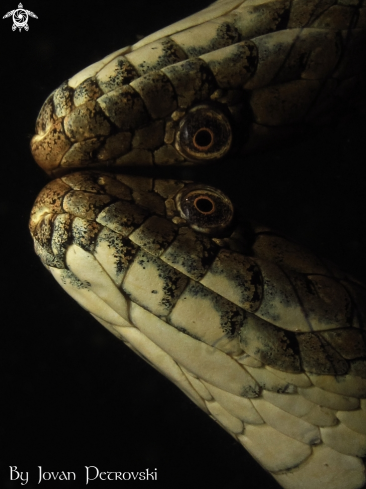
[176,185,234,235]
[175,105,232,161]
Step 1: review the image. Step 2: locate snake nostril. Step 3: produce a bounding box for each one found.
[193,128,214,151]
[194,195,215,214]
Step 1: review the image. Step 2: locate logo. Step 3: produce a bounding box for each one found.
[3,3,38,31]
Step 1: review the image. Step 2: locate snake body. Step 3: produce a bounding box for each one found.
[29,1,366,488]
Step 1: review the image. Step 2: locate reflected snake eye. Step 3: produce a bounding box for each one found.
[175,105,232,161]
[176,185,234,234]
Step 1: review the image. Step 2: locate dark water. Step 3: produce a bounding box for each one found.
[1,1,365,487]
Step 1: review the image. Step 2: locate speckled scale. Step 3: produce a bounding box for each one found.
[321,328,366,360]
[63,101,111,141]
[239,314,302,373]
[122,249,189,318]
[71,218,102,252]
[200,248,262,311]
[161,227,219,281]
[73,77,104,106]
[161,57,217,109]
[96,56,138,94]
[252,232,332,275]
[129,216,177,257]
[297,332,349,375]
[53,81,74,118]
[97,85,149,131]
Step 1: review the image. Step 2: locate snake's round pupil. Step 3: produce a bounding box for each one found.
[193,128,214,150]
[175,105,232,161]
[177,186,234,235]
[194,195,215,214]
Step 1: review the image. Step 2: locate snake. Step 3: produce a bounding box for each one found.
[29,1,366,487]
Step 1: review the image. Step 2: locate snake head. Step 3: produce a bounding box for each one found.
[29,39,255,177]
[30,0,365,177]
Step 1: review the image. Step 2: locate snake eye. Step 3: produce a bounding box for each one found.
[175,105,232,161]
[176,185,234,234]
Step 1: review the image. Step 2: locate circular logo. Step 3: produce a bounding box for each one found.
[13,8,28,29]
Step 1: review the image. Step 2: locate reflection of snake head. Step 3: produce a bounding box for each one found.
[30,0,365,177]
[29,167,366,489]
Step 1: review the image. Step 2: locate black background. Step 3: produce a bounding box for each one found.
[1,1,365,488]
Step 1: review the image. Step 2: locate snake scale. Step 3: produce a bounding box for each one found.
[29,0,366,487]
